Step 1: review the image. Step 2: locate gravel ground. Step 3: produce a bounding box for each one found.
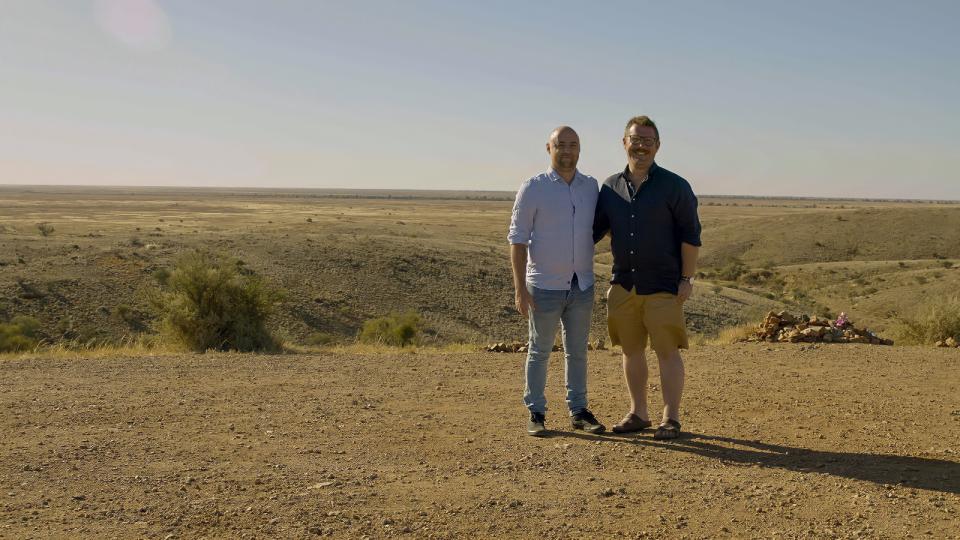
[1,344,959,539]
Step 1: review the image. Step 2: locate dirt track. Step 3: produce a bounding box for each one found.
[2,345,959,539]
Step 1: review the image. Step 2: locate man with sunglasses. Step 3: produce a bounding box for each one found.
[593,116,701,440]
[509,126,605,437]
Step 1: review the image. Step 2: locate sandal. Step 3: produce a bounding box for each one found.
[654,419,681,440]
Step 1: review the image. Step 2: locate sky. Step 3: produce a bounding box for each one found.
[1,0,959,199]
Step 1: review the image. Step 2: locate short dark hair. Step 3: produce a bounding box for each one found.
[625,116,659,139]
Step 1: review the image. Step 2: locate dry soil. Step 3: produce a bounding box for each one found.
[2,344,959,539]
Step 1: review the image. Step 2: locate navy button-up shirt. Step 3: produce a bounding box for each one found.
[592,163,701,295]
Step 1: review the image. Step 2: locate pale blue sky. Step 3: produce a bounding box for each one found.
[2,1,958,198]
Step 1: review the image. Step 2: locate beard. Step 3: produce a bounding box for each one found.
[556,156,577,171]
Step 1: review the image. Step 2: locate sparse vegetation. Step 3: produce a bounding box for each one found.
[114,304,132,320]
[16,277,45,299]
[36,222,55,236]
[152,268,171,285]
[1,316,42,352]
[308,332,335,346]
[143,249,288,352]
[715,260,748,281]
[890,296,960,345]
[359,311,428,347]
[711,285,723,295]
[715,324,757,344]
[56,317,72,335]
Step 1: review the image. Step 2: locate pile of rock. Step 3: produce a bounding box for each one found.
[487,342,528,353]
[486,339,608,353]
[753,311,893,345]
[936,337,959,348]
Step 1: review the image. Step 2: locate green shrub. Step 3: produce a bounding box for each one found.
[0,323,36,352]
[940,260,954,269]
[56,317,72,335]
[716,261,747,281]
[711,285,723,295]
[1,316,41,352]
[10,316,41,337]
[890,296,960,345]
[152,268,171,285]
[308,332,335,346]
[359,311,428,347]
[143,249,288,351]
[114,304,132,319]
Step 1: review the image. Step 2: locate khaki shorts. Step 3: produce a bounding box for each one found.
[606,285,689,352]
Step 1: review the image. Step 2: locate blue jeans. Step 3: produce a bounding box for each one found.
[523,280,594,415]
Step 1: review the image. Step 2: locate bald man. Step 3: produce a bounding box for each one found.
[508,126,605,436]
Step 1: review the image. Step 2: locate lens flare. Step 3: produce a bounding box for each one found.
[95,0,172,51]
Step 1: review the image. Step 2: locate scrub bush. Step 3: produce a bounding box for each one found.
[889,296,960,345]
[359,311,428,347]
[716,261,747,281]
[143,249,288,351]
[0,316,42,352]
[152,268,171,285]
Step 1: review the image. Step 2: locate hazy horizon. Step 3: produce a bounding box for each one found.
[2,1,959,199]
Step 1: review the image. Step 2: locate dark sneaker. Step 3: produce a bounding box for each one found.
[526,412,546,437]
[612,413,653,434]
[570,409,606,434]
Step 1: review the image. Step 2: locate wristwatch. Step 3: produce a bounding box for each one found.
[679,276,693,283]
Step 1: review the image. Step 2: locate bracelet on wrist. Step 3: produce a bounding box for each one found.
[679,276,692,283]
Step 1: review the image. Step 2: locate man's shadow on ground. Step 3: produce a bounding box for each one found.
[553,431,959,494]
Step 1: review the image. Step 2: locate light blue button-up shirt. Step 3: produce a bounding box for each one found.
[507,168,599,291]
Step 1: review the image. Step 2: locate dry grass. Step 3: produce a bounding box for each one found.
[714,324,757,344]
[0,342,180,361]
[888,295,960,345]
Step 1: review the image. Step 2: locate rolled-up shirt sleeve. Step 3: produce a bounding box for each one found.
[674,184,702,247]
[507,179,535,245]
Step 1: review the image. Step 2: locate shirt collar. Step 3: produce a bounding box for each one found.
[621,161,658,181]
[548,167,583,185]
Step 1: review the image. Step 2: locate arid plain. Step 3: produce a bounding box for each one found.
[1,186,959,539]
